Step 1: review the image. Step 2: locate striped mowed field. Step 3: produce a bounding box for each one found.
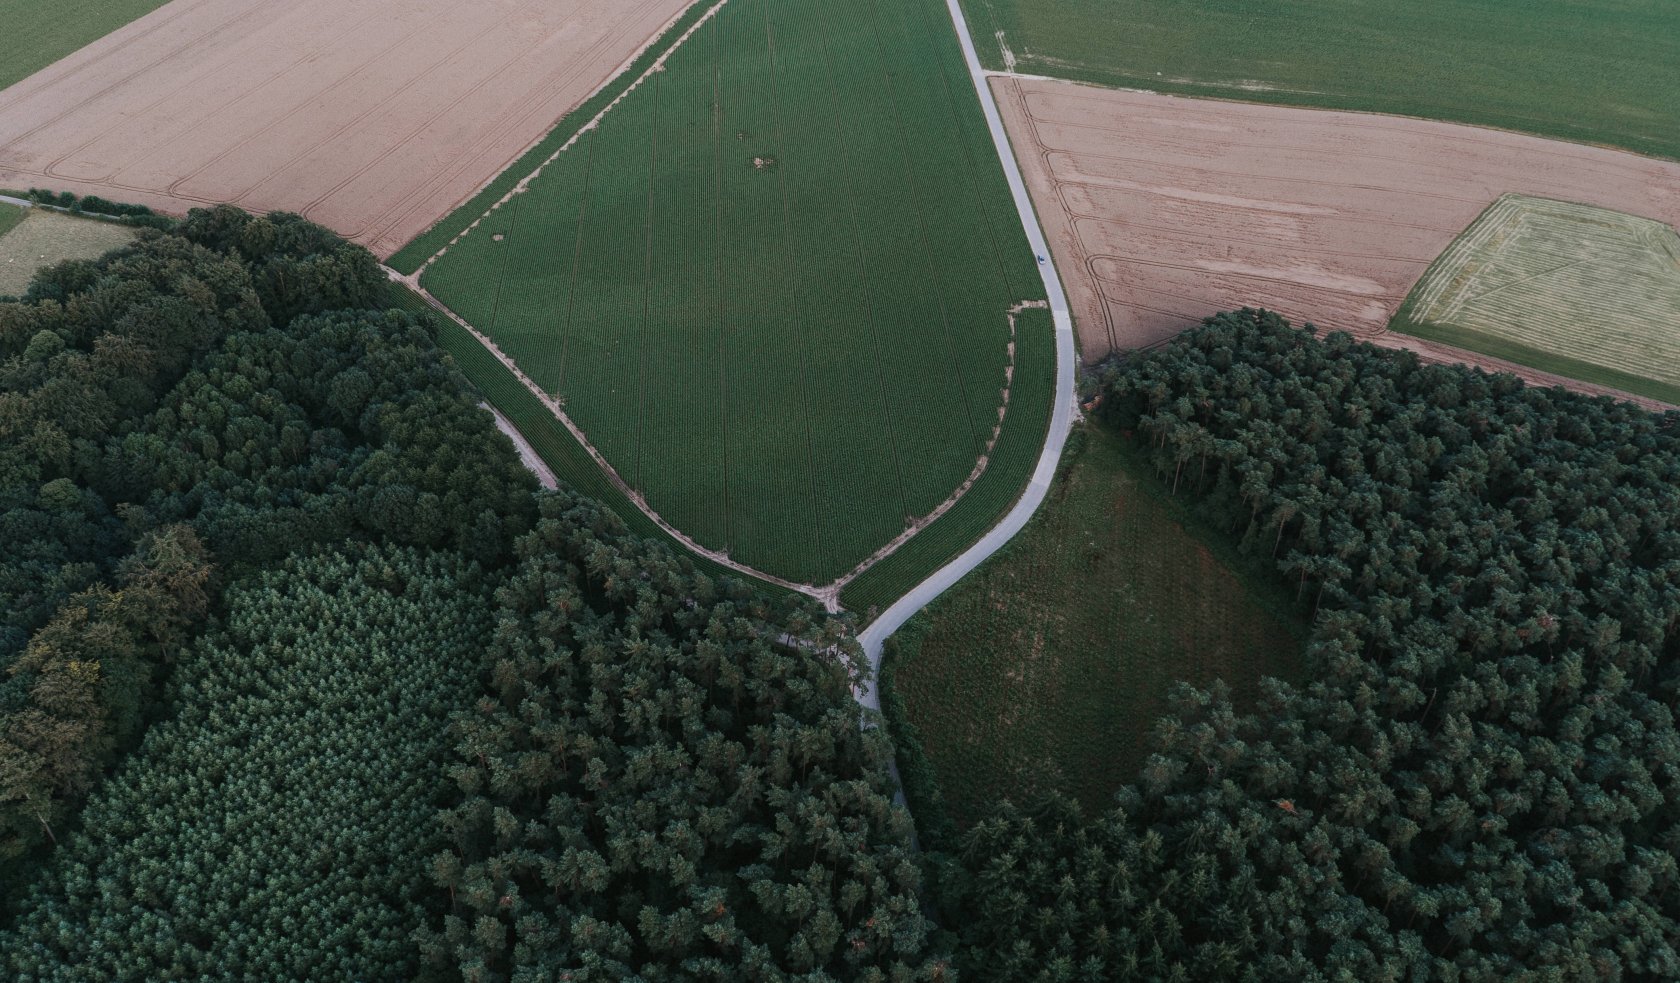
[420,0,1042,584]
[1394,194,1680,404]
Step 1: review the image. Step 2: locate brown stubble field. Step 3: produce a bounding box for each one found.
[994,77,1680,381]
[0,0,693,258]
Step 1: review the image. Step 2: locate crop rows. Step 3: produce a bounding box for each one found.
[841,307,1056,613]
[419,0,1040,586]
[1395,194,1680,404]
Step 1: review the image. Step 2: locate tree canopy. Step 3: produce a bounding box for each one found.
[421,492,942,982]
[1,201,933,981]
[943,310,1680,980]
[1,544,488,980]
[0,206,534,869]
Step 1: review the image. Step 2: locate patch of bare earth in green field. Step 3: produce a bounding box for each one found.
[0,208,133,296]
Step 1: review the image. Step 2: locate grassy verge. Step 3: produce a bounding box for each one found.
[383,0,717,274]
[958,0,1680,164]
[878,619,958,853]
[1390,316,1680,407]
[891,423,1306,824]
[0,201,23,239]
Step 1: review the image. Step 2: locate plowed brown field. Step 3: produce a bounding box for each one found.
[0,0,693,257]
[994,77,1680,366]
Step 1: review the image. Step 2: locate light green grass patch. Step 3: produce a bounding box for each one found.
[0,0,172,91]
[0,208,136,296]
[418,0,1041,587]
[960,0,1680,163]
[891,424,1305,824]
[1392,194,1680,404]
[0,201,24,239]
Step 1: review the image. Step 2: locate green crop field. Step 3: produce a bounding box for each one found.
[887,425,1304,823]
[840,306,1054,615]
[417,0,1041,587]
[1393,194,1680,405]
[960,0,1680,162]
[0,0,171,91]
[0,208,135,296]
[386,282,795,600]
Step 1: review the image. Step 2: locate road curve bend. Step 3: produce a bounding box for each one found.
[854,0,1076,711]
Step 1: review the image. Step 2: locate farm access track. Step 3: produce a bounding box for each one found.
[392,0,1067,612]
[390,263,1044,612]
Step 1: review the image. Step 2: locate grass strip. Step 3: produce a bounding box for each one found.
[1390,315,1680,406]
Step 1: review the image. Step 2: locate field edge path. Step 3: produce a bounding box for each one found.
[853,0,1076,711]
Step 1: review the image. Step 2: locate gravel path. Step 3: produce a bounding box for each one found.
[852,0,1076,711]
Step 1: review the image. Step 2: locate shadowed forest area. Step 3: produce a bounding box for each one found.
[1,204,1677,981]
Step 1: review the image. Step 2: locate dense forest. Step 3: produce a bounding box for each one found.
[5,202,1678,979]
[0,206,928,979]
[3,545,489,978]
[937,310,1680,980]
[419,493,938,981]
[0,208,536,870]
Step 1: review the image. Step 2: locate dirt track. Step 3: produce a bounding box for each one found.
[0,0,692,258]
[992,77,1680,367]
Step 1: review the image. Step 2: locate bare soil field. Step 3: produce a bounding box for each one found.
[0,0,693,258]
[993,77,1680,364]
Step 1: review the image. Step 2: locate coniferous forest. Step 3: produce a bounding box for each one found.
[940,310,1680,980]
[2,210,1677,980]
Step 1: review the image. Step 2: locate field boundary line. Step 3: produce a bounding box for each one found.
[556,130,600,394]
[0,194,140,224]
[761,0,830,574]
[343,0,678,245]
[819,302,1047,596]
[410,0,735,279]
[389,263,1040,611]
[374,0,709,256]
[386,265,835,605]
[634,69,661,492]
[861,0,983,457]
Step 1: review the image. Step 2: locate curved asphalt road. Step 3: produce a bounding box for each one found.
[854,0,1076,711]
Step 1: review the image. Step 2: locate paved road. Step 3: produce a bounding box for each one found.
[853,0,1076,710]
